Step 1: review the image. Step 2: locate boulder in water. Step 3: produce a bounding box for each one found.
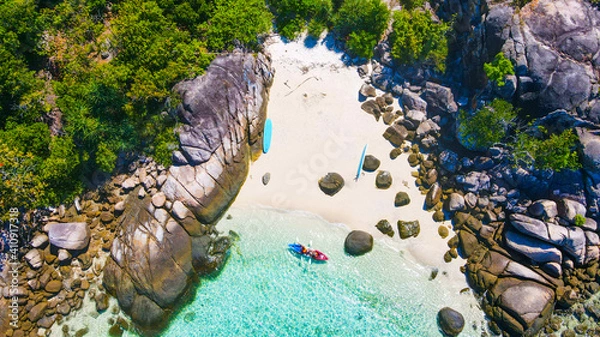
[437,307,464,336]
[344,230,373,256]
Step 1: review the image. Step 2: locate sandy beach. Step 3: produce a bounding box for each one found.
[231,35,469,281]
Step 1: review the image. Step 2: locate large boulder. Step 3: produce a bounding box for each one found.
[504,230,562,264]
[47,222,90,250]
[318,173,345,196]
[510,213,587,264]
[103,52,273,334]
[503,0,600,115]
[556,198,587,224]
[344,230,373,256]
[422,82,458,116]
[437,307,464,337]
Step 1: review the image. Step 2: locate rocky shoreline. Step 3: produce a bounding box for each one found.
[0,51,273,336]
[353,0,600,334]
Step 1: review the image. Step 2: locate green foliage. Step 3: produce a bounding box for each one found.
[459,99,582,171]
[458,99,517,151]
[484,53,514,87]
[40,135,82,203]
[0,0,47,127]
[95,142,118,173]
[514,128,581,171]
[333,0,390,59]
[390,9,449,72]
[574,214,586,227]
[202,0,273,50]
[269,0,333,39]
[0,142,47,212]
[0,122,51,158]
[152,125,179,167]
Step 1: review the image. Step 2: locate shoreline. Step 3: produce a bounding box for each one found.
[229,34,473,296]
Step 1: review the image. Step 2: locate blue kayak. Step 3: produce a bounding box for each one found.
[263,118,273,154]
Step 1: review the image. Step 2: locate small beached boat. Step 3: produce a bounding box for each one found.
[288,243,328,261]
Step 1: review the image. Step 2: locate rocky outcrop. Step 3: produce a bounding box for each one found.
[102,52,273,334]
[502,0,599,115]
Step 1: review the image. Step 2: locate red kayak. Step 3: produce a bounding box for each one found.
[288,243,329,261]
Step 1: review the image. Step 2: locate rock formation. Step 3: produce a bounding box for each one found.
[102,52,273,334]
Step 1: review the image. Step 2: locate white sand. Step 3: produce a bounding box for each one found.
[232,34,468,281]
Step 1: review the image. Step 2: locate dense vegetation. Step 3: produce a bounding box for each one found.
[459,99,581,171]
[333,0,390,59]
[389,9,450,72]
[0,0,273,214]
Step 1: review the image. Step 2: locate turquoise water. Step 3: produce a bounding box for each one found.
[157,206,485,337]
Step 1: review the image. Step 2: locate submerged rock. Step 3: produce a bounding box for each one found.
[318,172,345,196]
[344,230,373,256]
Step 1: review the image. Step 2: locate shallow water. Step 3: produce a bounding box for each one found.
[158,206,486,337]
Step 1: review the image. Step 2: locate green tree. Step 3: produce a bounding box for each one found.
[457,99,517,151]
[333,0,390,59]
[269,0,333,39]
[484,52,514,87]
[389,9,449,72]
[202,0,273,51]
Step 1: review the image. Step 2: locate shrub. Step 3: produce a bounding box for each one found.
[458,99,517,151]
[514,128,581,171]
[333,0,390,58]
[574,214,586,226]
[389,9,449,72]
[484,52,514,87]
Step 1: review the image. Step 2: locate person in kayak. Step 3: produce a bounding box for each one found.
[301,246,308,255]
